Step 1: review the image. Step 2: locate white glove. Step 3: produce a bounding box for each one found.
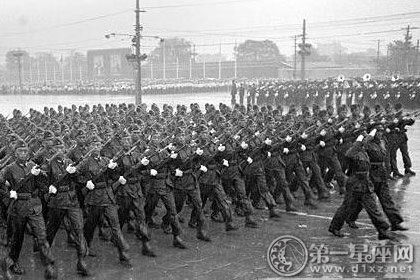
[31,166,41,176]
[356,135,364,142]
[355,123,361,129]
[241,141,248,149]
[247,157,253,164]
[393,118,398,124]
[150,169,158,176]
[191,131,197,136]
[285,135,292,142]
[300,145,306,151]
[386,128,391,133]
[168,143,175,150]
[49,185,57,194]
[208,121,213,126]
[264,138,272,145]
[319,141,326,147]
[175,168,183,177]
[210,128,216,134]
[267,151,271,158]
[10,190,17,200]
[196,148,203,156]
[170,152,178,159]
[283,147,289,154]
[339,138,343,144]
[320,129,326,136]
[86,180,95,190]
[141,157,150,166]
[118,176,127,185]
[108,160,117,170]
[369,129,377,137]
[338,126,345,133]
[200,165,208,172]
[254,131,260,137]
[66,165,76,174]
[381,118,386,124]
[222,159,229,167]
[328,118,333,124]
[369,120,375,125]
[218,145,225,152]
[301,132,308,139]
[233,135,240,140]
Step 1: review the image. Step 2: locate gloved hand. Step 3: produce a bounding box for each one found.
[49,185,57,194]
[283,147,289,154]
[254,131,260,137]
[339,138,343,144]
[381,118,386,124]
[393,118,398,124]
[222,159,229,167]
[108,160,117,170]
[150,169,158,176]
[328,118,333,124]
[175,168,183,177]
[356,135,364,142]
[267,151,271,158]
[300,144,306,151]
[191,131,197,136]
[338,126,345,133]
[233,135,240,140]
[218,145,226,152]
[319,141,326,147]
[10,190,17,199]
[320,129,327,136]
[66,165,76,174]
[301,132,308,139]
[141,157,149,166]
[210,128,216,134]
[264,138,272,145]
[196,148,203,156]
[386,128,391,133]
[355,123,361,129]
[208,121,213,126]
[86,180,95,190]
[168,143,175,150]
[285,135,292,142]
[241,141,248,149]
[118,176,127,185]
[200,165,208,172]
[247,157,253,164]
[170,152,178,159]
[31,166,41,176]
[369,128,377,137]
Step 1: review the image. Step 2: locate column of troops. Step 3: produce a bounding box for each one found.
[0,96,417,279]
[231,76,420,110]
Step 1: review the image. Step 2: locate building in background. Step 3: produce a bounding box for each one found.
[87,48,133,80]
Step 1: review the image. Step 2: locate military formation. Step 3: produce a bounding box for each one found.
[0,91,418,279]
[231,76,420,109]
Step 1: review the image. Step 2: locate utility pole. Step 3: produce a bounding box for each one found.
[376,40,380,72]
[293,35,297,79]
[404,25,411,75]
[135,0,142,105]
[12,51,24,93]
[300,19,306,80]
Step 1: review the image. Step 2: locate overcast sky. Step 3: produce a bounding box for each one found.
[1,0,420,61]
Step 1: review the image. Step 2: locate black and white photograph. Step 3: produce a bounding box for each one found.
[0,0,420,279]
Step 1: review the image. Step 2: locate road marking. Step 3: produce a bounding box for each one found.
[278,210,420,235]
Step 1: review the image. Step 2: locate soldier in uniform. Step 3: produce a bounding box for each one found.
[44,138,90,276]
[0,140,57,280]
[76,136,131,267]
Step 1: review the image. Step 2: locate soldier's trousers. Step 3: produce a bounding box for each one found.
[245,173,276,209]
[330,177,389,233]
[318,153,347,191]
[7,206,54,265]
[173,187,206,231]
[221,177,253,216]
[84,205,129,255]
[195,183,233,223]
[144,187,181,236]
[265,167,295,208]
[389,140,412,172]
[346,181,403,226]
[301,158,330,198]
[284,154,316,202]
[46,207,87,258]
[117,195,150,242]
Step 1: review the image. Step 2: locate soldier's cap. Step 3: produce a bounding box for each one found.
[52,137,65,147]
[89,124,98,131]
[130,124,141,133]
[76,129,85,138]
[318,110,327,118]
[394,103,402,110]
[312,104,320,109]
[374,104,382,111]
[7,133,20,142]
[43,130,54,140]
[14,139,28,150]
[88,135,103,145]
[350,104,359,112]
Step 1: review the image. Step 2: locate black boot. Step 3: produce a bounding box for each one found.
[44,264,58,279]
[225,222,239,232]
[347,221,359,229]
[161,223,172,234]
[328,226,344,238]
[269,208,281,219]
[245,215,259,228]
[173,236,187,249]
[405,169,416,176]
[210,212,224,223]
[197,230,211,242]
[77,258,91,277]
[393,171,404,178]
[1,257,13,280]
[119,252,132,268]
[378,230,399,241]
[142,241,157,257]
[391,223,409,231]
[304,199,318,209]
